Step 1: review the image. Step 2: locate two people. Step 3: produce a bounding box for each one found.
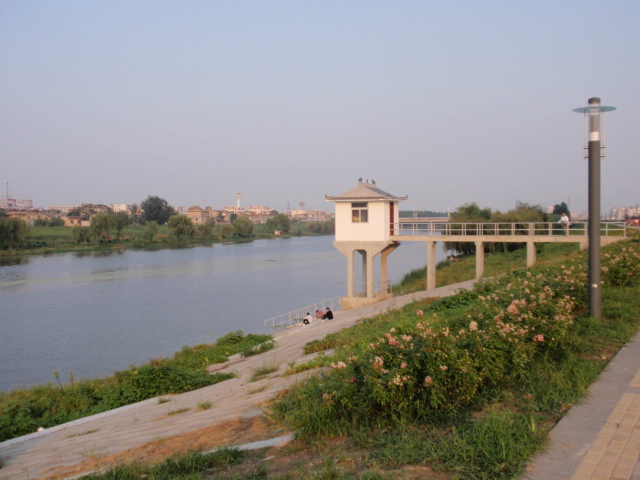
[302,307,334,325]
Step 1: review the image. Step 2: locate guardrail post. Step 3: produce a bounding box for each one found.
[475,241,485,279]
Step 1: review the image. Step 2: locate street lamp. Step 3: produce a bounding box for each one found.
[573,97,616,319]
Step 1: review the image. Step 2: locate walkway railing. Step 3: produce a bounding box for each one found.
[352,281,392,298]
[264,297,343,329]
[392,221,628,237]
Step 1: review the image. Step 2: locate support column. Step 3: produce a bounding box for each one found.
[380,244,399,293]
[475,241,485,279]
[346,248,355,297]
[366,250,375,298]
[527,242,537,267]
[427,241,437,291]
[360,250,367,296]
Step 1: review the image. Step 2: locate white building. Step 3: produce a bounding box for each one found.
[326,180,407,309]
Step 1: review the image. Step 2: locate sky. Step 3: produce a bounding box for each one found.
[1,1,638,216]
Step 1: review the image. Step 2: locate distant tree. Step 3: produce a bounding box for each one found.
[307,219,335,234]
[196,221,214,240]
[140,196,176,225]
[67,209,80,217]
[445,203,493,255]
[0,217,29,250]
[72,225,90,244]
[216,212,225,223]
[553,202,571,219]
[114,212,132,240]
[50,217,65,227]
[0,209,6,218]
[167,215,194,245]
[229,213,238,223]
[233,217,254,237]
[220,223,234,239]
[143,221,158,243]
[90,213,117,243]
[265,213,291,233]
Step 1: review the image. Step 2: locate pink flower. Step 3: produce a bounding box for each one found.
[401,362,407,369]
[533,334,545,342]
[417,310,424,316]
[350,376,357,383]
[424,376,433,387]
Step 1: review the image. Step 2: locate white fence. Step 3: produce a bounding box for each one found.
[392,221,628,237]
[264,297,343,329]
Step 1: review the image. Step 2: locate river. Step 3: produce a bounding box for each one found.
[0,236,446,392]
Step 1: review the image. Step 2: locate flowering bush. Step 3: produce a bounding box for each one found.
[274,238,640,434]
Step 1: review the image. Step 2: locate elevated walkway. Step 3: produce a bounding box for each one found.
[390,221,628,291]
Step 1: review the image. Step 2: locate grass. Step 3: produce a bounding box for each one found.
[11,237,640,479]
[0,330,271,442]
[250,360,281,382]
[167,408,190,416]
[198,400,213,410]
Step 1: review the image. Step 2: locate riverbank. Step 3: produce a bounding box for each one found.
[0,279,478,480]
[0,223,333,260]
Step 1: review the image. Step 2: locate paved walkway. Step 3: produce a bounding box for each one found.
[0,280,476,480]
[524,330,640,480]
[3,278,640,480]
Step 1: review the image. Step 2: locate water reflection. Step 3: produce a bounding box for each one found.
[0,255,30,267]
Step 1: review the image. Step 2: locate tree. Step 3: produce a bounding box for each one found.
[167,215,194,245]
[220,223,234,239]
[195,220,215,240]
[114,212,132,240]
[144,221,158,243]
[265,213,291,233]
[140,196,176,225]
[90,213,117,243]
[553,202,571,219]
[233,217,254,237]
[0,217,29,250]
[445,203,492,255]
[72,225,90,244]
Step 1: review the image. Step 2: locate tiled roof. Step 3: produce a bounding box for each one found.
[326,181,408,202]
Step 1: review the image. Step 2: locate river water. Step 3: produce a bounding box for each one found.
[0,236,445,392]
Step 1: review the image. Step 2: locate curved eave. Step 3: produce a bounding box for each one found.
[325,195,408,202]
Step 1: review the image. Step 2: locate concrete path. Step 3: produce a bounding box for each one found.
[524,330,640,480]
[0,280,476,480]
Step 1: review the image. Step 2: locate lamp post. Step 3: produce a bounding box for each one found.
[573,97,616,319]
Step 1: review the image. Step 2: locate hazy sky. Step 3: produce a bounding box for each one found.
[1,1,638,215]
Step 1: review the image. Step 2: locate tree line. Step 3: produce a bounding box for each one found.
[445,201,571,255]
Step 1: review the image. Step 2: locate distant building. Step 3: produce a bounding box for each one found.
[48,205,79,214]
[1,198,33,210]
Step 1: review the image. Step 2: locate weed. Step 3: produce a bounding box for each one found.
[157,397,171,404]
[250,361,281,382]
[167,407,189,416]
[197,400,213,410]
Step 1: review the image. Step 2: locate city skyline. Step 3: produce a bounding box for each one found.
[1,1,638,214]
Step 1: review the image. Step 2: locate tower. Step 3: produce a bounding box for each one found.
[235,193,243,214]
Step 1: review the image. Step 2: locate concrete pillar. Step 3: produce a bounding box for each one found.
[475,241,485,279]
[366,250,375,297]
[346,248,355,297]
[360,250,367,296]
[380,244,399,292]
[427,240,437,291]
[527,242,537,267]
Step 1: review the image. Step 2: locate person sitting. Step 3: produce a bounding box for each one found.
[322,307,334,320]
[303,313,313,325]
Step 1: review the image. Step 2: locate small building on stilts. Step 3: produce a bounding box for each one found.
[326,179,407,309]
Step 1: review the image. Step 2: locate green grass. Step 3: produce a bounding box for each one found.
[250,360,281,382]
[79,447,244,479]
[167,407,190,416]
[0,331,271,442]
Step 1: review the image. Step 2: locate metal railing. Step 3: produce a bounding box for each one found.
[352,280,392,298]
[264,297,343,329]
[392,221,628,237]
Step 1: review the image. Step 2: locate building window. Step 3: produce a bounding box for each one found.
[351,202,368,223]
